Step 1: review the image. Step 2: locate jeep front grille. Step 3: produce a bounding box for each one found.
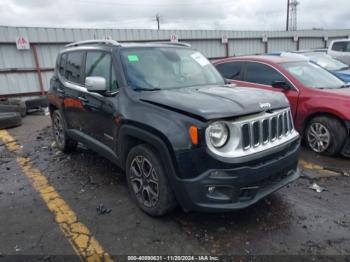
[205,108,299,159]
[241,109,294,150]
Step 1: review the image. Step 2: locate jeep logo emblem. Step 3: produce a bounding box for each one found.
[259,102,271,109]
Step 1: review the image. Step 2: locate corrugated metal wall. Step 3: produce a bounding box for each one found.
[299,38,325,50]
[229,39,265,56]
[0,26,349,97]
[0,44,35,68]
[0,73,39,95]
[188,39,225,58]
[268,38,297,52]
[36,45,64,68]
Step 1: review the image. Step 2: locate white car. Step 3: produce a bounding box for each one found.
[328,39,350,65]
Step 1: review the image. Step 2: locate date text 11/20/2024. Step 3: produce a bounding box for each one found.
[127,255,219,261]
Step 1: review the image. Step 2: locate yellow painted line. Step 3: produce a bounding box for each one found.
[299,159,324,170]
[299,159,339,175]
[0,130,113,262]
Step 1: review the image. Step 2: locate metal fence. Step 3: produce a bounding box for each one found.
[1,26,349,97]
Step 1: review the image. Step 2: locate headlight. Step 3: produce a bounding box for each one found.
[207,122,229,148]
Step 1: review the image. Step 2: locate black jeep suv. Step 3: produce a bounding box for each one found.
[48,40,300,216]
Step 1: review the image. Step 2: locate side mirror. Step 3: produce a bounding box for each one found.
[272,80,290,90]
[224,78,232,84]
[85,76,107,93]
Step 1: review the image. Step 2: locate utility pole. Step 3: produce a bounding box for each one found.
[286,0,290,31]
[286,0,299,31]
[155,13,161,30]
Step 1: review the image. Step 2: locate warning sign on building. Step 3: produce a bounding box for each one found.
[16,36,30,50]
[222,34,228,44]
[170,34,178,43]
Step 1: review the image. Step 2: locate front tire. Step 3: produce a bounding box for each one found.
[52,110,77,153]
[305,116,346,156]
[126,144,177,216]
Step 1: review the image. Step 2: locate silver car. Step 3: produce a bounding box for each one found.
[328,39,350,65]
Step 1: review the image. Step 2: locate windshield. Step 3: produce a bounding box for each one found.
[304,53,348,71]
[120,47,224,90]
[281,61,345,89]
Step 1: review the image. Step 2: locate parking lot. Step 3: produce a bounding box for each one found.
[1,114,349,260]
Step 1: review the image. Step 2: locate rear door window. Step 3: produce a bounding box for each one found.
[216,62,243,80]
[244,62,286,86]
[65,52,84,84]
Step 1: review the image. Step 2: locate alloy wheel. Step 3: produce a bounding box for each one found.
[307,122,331,153]
[53,114,65,147]
[129,155,159,208]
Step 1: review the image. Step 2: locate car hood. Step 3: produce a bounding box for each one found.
[139,85,289,121]
[320,87,350,98]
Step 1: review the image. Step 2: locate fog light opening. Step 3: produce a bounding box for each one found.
[209,171,228,178]
[208,186,216,194]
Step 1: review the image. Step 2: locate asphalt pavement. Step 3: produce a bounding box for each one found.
[0,114,349,261]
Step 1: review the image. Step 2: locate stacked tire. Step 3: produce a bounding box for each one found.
[0,99,26,117]
[0,99,25,130]
[0,112,22,129]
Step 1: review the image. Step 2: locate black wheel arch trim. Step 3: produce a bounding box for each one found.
[118,123,178,173]
[118,124,193,208]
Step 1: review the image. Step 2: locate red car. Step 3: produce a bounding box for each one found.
[214,55,350,156]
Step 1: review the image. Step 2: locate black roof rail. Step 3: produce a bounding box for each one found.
[64,39,121,48]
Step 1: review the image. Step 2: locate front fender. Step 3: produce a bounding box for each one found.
[296,94,350,131]
[118,124,192,207]
[118,124,176,172]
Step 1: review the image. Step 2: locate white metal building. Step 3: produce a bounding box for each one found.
[0,26,349,97]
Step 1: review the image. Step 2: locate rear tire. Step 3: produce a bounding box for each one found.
[52,110,77,153]
[305,116,346,156]
[126,144,177,216]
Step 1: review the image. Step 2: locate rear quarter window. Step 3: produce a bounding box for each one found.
[216,62,242,80]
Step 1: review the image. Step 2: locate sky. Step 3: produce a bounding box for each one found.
[0,0,349,30]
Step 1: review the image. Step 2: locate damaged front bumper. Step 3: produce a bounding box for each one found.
[173,138,300,212]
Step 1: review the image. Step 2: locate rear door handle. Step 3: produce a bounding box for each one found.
[57,88,65,98]
[78,96,88,102]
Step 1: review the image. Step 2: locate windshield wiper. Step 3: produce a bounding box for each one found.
[340,84,350,88]
[128,82,161,91]
[134,87,162,91]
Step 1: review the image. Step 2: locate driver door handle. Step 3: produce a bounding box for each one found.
[78,96,88,102]
[57,88,65,94]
